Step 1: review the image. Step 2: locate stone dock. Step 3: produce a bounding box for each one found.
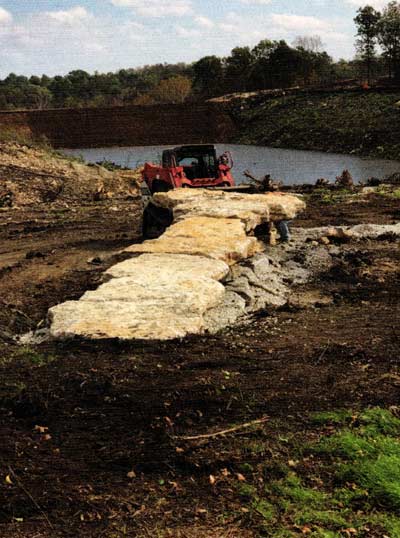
[48,189,305,340]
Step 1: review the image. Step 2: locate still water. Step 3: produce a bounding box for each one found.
[63,144,400,186]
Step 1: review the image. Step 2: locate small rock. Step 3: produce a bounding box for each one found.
[26,250,45,259]
[87,256,103,265]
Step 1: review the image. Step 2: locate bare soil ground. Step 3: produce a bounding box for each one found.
[0,173,399,537]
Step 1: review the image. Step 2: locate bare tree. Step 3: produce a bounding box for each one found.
[292,35,325,53]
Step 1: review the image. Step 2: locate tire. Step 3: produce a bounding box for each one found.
[142,201,173,239]
[151,180,171,194]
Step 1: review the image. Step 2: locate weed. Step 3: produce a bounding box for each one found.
[14,346,56,367]
[238,483,257,498]
[252,498,275,522]
[341,455,400,510]
[0,381,26,399]
[312,409,354,425]
[271,473,327,508]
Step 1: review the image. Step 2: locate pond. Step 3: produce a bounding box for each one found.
[63,144,400,186]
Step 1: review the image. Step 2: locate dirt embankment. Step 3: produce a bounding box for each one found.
[0,144,399,537]
[0,103,237,148]
[231,89,400,160]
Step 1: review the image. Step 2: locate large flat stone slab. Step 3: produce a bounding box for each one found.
[125,216,263,265]
[104,253,229,282]
[153,189,305,231]
[49,255,227,340]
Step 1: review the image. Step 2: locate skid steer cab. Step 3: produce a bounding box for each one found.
[142,144,235,194]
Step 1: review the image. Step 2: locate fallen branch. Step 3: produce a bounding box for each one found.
[7,466,54,530]
[174,416,269,441]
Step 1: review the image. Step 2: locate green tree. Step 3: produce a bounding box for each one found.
[225,47,254,92]
[26,85,52,109]
[193,55,224,97]
[377,1,400,80]
[296,49,333,86]
[248,39,277,89]
[49,76,73,107]
[268,41,302,88]
[150,75,192,104]
[354,6,381,84]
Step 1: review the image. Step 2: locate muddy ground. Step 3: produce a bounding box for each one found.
[0,187,399,537]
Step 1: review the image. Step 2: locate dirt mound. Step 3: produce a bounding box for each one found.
[0,143,141,208]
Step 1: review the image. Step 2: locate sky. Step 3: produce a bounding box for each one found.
[0,0,392,78]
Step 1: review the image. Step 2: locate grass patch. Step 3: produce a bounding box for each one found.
[308,189,354,205]
[236,407,400,537]
[13,346,57,367]
[315,408,400,512]
[392,189,400,198]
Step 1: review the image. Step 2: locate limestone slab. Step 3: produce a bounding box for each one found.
[105,253,229,282]
[153,189,305,231]
[125,216,264,265]
[49,276,226,341]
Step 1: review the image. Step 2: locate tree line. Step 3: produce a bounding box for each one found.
[1,2,400,110]
[0,41,347,110]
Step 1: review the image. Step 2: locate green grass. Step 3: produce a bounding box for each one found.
[301,188,355,206]
[236,408,400,537]
[379,188,400,199]
[13,346,57,367]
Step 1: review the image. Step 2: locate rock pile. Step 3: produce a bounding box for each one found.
[49,188,305,340]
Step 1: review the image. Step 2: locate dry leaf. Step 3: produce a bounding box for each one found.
[209,475,216,485]
[164,417,174,427]
[34,425,48,434]
[237,473,246,482]
[127,471,136,479]
[5,475,13,485]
